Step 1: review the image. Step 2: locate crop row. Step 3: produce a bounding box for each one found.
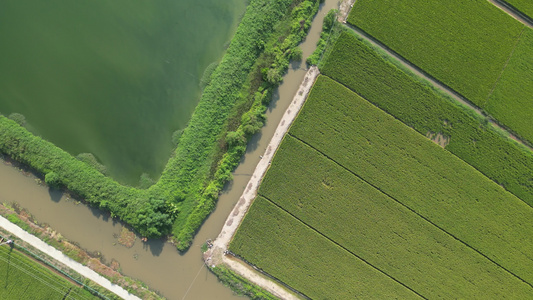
[289,75,533,285]
[0,247,96,299]
[230,196,419,299]
[320,30,533,208]
[486,28,533,145]
[348,0,523,108]
[258,131,532,298]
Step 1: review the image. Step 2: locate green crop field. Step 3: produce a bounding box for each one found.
[231,76,533,297]
[0,246,97,299]
[230,197,419,299]
[347,0,524,108]
[320,30,533,207]
[503,0,533,18]
[486,28,533,145]
[290,76,533,285]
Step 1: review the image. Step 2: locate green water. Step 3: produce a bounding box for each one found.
[0,0,246,184]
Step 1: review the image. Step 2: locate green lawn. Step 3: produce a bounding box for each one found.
[320,30,533,207]
[0,246,97,300]
[486,28,533,145]
[348,0,524,108]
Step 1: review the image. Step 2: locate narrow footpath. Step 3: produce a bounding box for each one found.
[205,66,320,300]
[0,215,141,300]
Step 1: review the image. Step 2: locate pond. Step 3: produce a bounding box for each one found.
[0,0,246,184]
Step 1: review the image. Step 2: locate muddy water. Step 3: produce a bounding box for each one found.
[0,1,339,299]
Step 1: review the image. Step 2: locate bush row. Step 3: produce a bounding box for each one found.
[172,0,323,251]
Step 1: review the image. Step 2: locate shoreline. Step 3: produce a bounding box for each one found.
[204,66,320,299]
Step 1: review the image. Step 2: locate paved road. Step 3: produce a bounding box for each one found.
[0,215,141,300]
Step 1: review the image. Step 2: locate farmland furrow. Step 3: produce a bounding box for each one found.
[485,27,525,102]
[343,24,533,152]
[287,132,533,289]
[259,194,427,299]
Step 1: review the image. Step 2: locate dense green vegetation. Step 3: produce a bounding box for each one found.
[169,0,322,250]
[0,0,322,250]
[290,76,533,285]
[320,30,533,207]
[209,265,278,300]
[306,9,337,66]
[230,197,419,299]
[486,28,533,145]
[0,246,98,299]
[503,0,533,18]
[348,0,524,108]
[258,134,532,298]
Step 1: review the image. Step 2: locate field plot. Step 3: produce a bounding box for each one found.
[231,76,533,297]
[486,28,533,144]
[230,197,419,299]
[348,0,524,108]
[503,0,533,18]
[0,246,97,299]
[320,30,533,207]
[290,76,533,285]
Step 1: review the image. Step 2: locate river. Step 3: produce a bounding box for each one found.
[0,1,339,299]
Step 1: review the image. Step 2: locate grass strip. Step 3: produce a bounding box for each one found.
[320,30,533,207]
[289,76,533,285]
[230,196,420,299]
[347,0,523,108]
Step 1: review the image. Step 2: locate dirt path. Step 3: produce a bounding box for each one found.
[204,66,320,300]
[338,0,355,22]
[489,0,533,29]
[0,215,141,300]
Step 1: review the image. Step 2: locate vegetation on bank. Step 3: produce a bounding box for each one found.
[208,265,278,300]
[0,245,98,299]
[0,202,164,300]
[0,0,322,251]
[348,0,523,108]
[306,8,337,66]
[320,30,533,207]
[502,0,533,18]
[169,0,323,250]
[486,28,533,145]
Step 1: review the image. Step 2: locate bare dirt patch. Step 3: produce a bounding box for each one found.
[426,132,450,148]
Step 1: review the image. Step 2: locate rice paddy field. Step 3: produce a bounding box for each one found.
[230,12,533,295]
[0,246,97,299]
[348,0,533,145]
